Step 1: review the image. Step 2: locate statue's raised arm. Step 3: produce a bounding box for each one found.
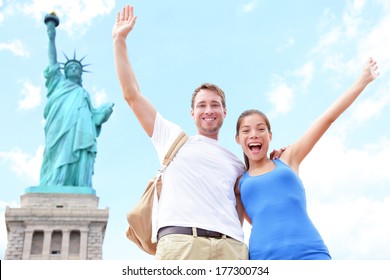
[44,12,59,66]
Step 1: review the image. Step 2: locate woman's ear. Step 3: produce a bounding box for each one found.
[235,135,240,144]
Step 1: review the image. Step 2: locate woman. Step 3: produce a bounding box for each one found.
[235,58,379,260]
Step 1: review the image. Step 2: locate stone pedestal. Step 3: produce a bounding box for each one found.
[4,193,109,260]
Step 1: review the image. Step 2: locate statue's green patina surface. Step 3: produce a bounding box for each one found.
[26,13,113,194]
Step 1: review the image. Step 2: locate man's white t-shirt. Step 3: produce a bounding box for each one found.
[151,112,246,242]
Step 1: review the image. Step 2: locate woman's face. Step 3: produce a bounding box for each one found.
[236,113,272,163]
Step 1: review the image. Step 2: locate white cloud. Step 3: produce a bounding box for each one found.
[342,0,365,38]
[315,0,366,49]
[18,80,42,110]
[265,62,312,118]
[351,0,366,11]
[0,0,6,25]
[301,132,390,198]
[293,61,314,90]
[299,131,390,259]
[92,87,109,107]
[0,146,43,184]
[241,0,259,13]
[305,0,390,103]
[311,0,390,77]
[311,27,342,55]
[266,77,294,116]
[357,16,390,75]
[348,90,390,124]
[0,40,29,57]
[22,0,115,36]
[376,0,390,10]
[317,8,337,32]
[309,197,390,259]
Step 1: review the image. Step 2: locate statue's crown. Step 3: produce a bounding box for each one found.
[60,51,90,73]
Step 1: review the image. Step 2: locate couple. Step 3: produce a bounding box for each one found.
[112,5,379,260]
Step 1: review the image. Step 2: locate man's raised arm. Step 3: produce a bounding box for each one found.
[112,4,157,137]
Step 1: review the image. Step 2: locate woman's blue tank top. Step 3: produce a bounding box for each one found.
[239,159,331,260]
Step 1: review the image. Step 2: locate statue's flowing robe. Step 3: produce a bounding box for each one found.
[39,63,97,187]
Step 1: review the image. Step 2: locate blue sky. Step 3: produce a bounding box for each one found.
[1,0,390,260]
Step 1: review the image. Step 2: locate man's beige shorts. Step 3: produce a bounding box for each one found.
[155,234,248,260]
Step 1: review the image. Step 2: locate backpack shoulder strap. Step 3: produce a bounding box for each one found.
[162,131,188,166]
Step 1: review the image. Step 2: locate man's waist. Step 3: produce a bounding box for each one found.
[158,226,232,241]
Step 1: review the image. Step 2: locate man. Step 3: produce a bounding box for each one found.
[112,4,248,260]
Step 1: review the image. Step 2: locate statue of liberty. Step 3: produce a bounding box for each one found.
[38,13,113,190]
